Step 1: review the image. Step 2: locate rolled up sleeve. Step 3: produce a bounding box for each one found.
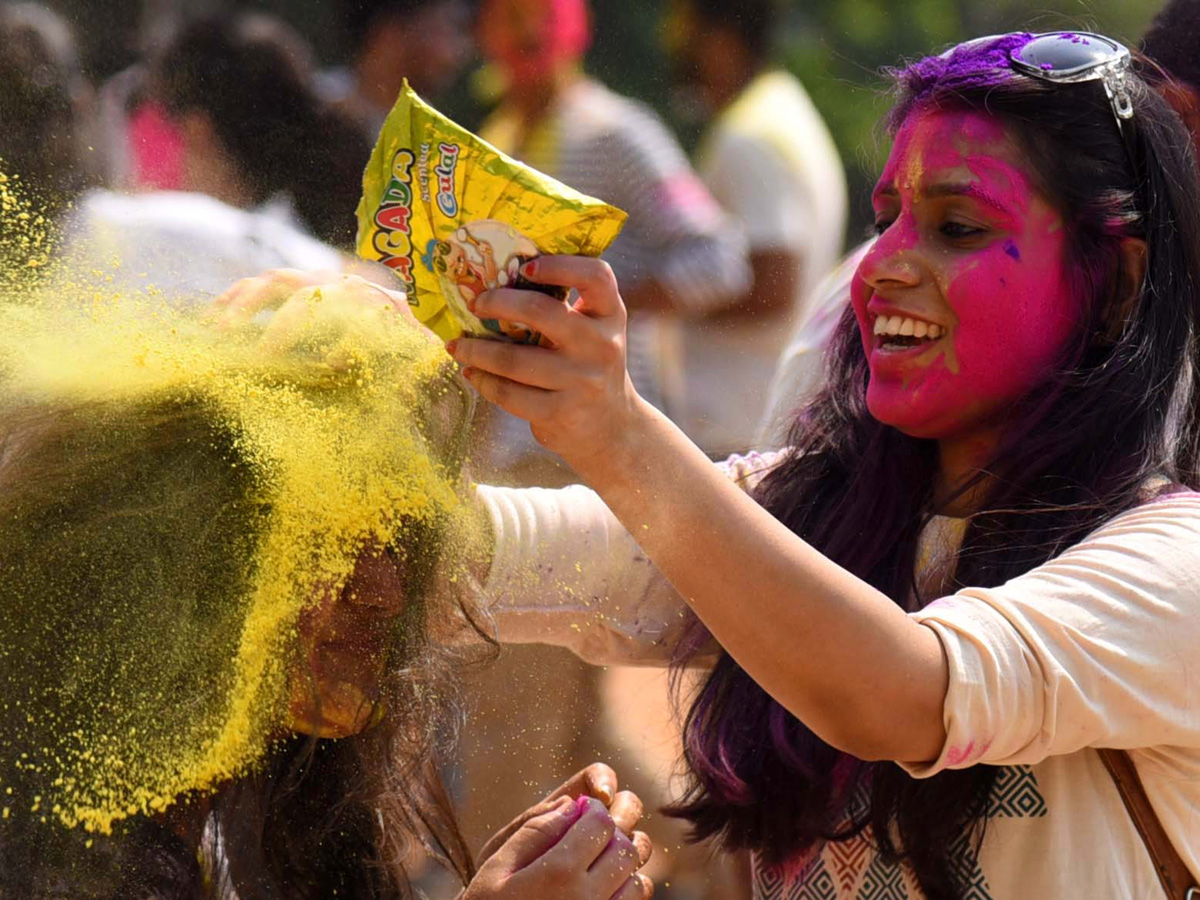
[902,493,1200,777]
[476,450,783,666]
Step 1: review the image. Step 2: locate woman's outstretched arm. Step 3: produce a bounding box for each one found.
[448,255,948,764]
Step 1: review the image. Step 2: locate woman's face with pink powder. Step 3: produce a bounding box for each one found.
[852,108,1082,442]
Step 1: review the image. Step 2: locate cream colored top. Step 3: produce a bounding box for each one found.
[477,454,1200,898]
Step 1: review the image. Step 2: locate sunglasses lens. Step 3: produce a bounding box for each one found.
[1013,33,1120,74]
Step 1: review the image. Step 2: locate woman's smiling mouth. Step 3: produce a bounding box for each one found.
[872,313,945,351]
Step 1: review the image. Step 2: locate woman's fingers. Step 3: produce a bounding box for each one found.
[477,762,621,867]
[518,256,625,320]
[544,762,619,808]
[587,830,642,897]
[476,761,626,871]
[489,797,579,873]
[631,830,653,868]
[540,798,616,870]
[607,790,644,836]
[209,268,331,329]
[450,337,588,391]
[462,367,557,422]
[610,873,655,900]
[474,796,564,869]
[471,288,586,349]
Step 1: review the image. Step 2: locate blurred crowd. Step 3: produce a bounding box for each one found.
[0,0,846,464]
[5,0,1198,897]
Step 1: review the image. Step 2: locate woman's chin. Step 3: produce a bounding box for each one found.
[287,678,380,739]
[866,394,956,441]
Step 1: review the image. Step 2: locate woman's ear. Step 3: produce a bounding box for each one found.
[1101,237,1148,342]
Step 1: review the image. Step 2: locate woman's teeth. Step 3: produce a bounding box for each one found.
[873,315,942,346]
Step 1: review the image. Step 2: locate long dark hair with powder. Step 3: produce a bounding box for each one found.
[156,13,369,250]
[668,34,1200,900]
[0,391,488,899]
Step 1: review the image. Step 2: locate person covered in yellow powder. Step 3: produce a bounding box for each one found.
[0,276,653,900]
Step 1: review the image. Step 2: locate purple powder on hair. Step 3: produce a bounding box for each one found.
[887,32,1034,127]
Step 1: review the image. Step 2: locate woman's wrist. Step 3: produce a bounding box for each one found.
[558,388,661,491]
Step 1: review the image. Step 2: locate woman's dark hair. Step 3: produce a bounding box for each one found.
[156,14,370,249]
[668,33,1200,900]
[1141,0,1200,151]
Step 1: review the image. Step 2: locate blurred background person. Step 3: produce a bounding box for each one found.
[0,2,98,226]
[665,0,847,458]
[1141,0,1200,149]
[320,0,472,141]
[474,0,751,484]
[93,0,221,194]
[155,13,367,250]
[63,12,369,300]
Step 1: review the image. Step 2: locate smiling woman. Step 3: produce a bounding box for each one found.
[427,29,1200,900]
[855,107,1097,450]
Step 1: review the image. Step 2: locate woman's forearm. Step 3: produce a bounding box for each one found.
[574,397,948,763]
[448,256,949,762]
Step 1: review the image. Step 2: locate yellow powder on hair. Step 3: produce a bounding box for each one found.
[0,175,476,835]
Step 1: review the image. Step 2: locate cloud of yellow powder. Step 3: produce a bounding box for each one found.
[0,174,475,836]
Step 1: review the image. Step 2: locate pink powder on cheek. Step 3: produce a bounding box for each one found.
[946,214,1076,395]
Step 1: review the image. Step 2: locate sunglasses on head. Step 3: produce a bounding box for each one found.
[944,31,1134,129]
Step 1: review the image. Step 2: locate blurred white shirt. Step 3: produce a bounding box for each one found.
[60,189,345,304]
[676,70,847,456]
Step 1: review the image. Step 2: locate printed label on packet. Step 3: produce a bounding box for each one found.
[356,82,628,344]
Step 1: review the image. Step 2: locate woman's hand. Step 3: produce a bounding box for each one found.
[209,269,437,360]
[464,762,653,900]
[445,257,652,477]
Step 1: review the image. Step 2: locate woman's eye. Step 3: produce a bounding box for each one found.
[871,218,894,236]
[941,221,985,239]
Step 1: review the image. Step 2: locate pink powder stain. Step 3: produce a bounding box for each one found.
[852,108,1079,444]
[945,737,994,766]
[945,741,975,766]
[653,172,721,218]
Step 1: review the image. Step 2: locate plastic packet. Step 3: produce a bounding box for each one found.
[355,82,627,343]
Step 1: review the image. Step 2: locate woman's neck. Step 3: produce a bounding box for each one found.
[935,429,1002,517]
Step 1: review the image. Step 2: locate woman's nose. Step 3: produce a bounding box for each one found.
[858,225,923,292]
[340,549,407,615]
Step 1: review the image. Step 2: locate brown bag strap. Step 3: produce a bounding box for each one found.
[1098,748,1197,900]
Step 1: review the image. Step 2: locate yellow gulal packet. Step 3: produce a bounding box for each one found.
[356,82,627,343]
